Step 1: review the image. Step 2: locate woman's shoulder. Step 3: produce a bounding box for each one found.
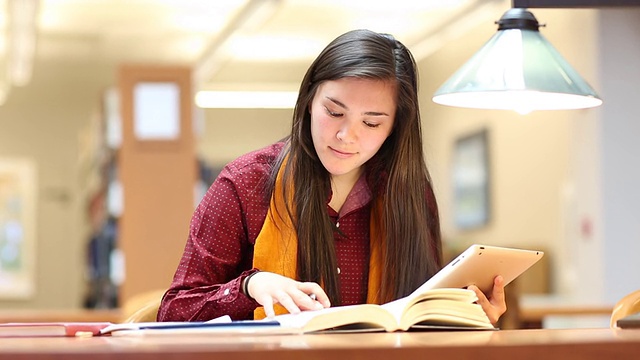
[225,141,285,175]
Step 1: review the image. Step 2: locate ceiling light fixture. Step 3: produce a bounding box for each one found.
[193,0,281,87]
[433,6,602,114]
[8,0,39,87]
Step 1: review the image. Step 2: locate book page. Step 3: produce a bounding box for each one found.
[401,299,491,329]
[380,297,411,323]
[274,304,398,332]
[380,288,478,324]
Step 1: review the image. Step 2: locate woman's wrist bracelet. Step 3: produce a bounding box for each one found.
[242,271,260,299]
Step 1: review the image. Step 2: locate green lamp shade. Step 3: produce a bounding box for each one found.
[432,11,602,114]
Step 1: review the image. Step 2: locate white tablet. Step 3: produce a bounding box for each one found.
[413,244,544,295]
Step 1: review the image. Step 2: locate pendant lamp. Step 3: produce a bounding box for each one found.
[432,8,603,114]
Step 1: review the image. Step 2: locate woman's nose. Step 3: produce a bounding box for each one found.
[336,122,356,143]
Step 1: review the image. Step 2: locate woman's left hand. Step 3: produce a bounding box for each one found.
[467,275,507,325]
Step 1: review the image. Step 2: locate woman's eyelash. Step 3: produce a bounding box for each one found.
[325,107,342,117]
[364,122,380,128]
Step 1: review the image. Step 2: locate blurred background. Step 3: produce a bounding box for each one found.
[0,0,639,328]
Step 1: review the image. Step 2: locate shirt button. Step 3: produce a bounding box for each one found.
[336,222,340,228]
[337,267,341,274]
[223,289,230,296]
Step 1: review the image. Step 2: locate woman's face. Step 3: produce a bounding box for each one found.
[310,77,396,181]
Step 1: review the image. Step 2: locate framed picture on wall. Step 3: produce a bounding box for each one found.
[452,129,491,230]
[0,159,36,298]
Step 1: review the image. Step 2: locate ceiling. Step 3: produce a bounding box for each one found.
[0,0,509,98]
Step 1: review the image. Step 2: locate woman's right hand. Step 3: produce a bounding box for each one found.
[245,271,331,318]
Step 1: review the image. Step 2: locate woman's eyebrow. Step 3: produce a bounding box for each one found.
[325,96,390,117]
[363,111,390,117]
[326,96,348,110]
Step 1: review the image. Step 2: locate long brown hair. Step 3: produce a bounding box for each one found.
[268,29,441,305]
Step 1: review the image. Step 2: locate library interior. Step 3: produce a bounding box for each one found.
[0,0,639,358]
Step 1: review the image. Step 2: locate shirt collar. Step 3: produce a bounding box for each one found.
[332,172,372,218]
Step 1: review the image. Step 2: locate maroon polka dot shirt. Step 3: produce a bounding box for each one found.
[157,142,373,321]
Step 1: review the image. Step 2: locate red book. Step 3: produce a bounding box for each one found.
[0,322,113,337]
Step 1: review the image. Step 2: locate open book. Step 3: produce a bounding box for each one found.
[272,287,494,333]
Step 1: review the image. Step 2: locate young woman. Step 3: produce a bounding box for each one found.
[157,29,506,323]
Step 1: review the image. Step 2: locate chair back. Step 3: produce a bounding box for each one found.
[121,289,166,323]
[610,290,640,328]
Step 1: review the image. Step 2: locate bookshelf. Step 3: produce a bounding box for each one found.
[78,87,121,309]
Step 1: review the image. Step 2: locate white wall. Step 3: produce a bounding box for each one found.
[598,8,640,304]
[0,58,115,309]
[197,108,292,167]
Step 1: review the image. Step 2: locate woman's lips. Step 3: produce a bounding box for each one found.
[330,146,355,158]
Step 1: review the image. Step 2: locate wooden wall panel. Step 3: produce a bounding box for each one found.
[117,65,196,304]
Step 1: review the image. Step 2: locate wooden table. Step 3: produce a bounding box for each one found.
[1,328,639,360]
